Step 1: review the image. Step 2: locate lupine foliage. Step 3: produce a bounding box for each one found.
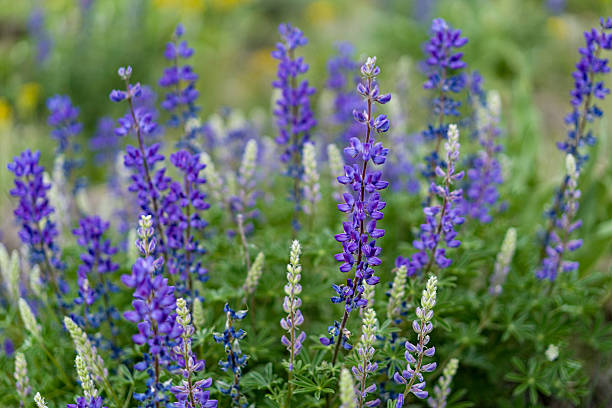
[2,9,612,408]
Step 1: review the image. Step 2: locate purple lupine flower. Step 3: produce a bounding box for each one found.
[67,396,108,408]
[7,150,65,294]
[396,125,464,276]
[540,18,611,261]
[72,216,119,331]
[323,56,390,364]
[461,91,504,223]
[272,23,317,229]
[171,298,217,408]
[122,215,181,406]
[213,304,249,407]
[161,149,209,293]
[110,66,170,260]
[159,23,202,143]
[393,275,438,405]
[420,18,468,184]
[326,42,363,144]
[537,155,582,281]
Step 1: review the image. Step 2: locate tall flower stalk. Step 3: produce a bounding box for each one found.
[353,307,380,407]
[272,23,317,231]
[323,56,391,365]
[110,66,170,262]
[396,125,464,276]
[393,275,438,406]
[280,240,305,407]
[540,18,611,262]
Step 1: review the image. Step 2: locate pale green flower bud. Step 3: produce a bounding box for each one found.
[75,355,97,399]
[243,252,265,298]
[302,142,321,215]
[192,297,205,331]
[387,265,407,321]
[339,367,357,408]
[19,298,41,339]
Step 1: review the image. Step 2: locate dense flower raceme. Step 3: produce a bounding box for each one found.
[171,298,217,408]
[161,149,210,292]
[340,367,357,408]
[7,149,65,293]
[121,215,181,406]
[541,18,611,258]
[280,240,306,371]
[353,306,380,407]
[421,18,468,181]
[537,155,583,281]
[489,227,517,295]
[326,42,363,144]
[322,56,390,360]
[272,22,317,225]
[228,139,260,236]
[213,304,249,407]
[396,124,465,276]
[461,90,504,223]
[90,117,121,165]
[110,66,170,256]
[72,216,119,330]
[14,351,30,408]
[159,24,202,140]
[394,275,438,405]
[301,142,321,215]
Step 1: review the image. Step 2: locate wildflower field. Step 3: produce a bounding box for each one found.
[2,0,612,407]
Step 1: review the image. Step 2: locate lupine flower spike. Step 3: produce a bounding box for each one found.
[537,155,583,281]
[15,352,30,408]
[171,298,217,408]
[8,150,65,295]
[19,298,41,339]
[213,304,248,407]
[396,124,464,276]
[110,66,170,262]
[427,358,458,408]
[324,56,391,364]
[421,18,468,187]
[242,251,265,305]
[327,143,346,201]
[272,23,317,230]
[540,18,612,262]
[394,275,438,406]
[353,307,380,407]
[387,265,407,322]
[489,227,517,295]
[280,241,305,407]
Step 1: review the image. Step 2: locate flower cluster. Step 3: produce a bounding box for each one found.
[64,316,108,384]
[421,18,468,180]
[213,304,248,407]
[272,22,317,227]
[537,155,583,281]
[461,90,504,223]
[122,217,180,405]
[339,367,357,408]
[90,117,121,165]
[280,241,305,371]
[387,265,407,322]
[541,18,611,261]
[353,307,380,407]
[333,56,390,312]
[28,7,52,63]
[427,358,458,408]
[170,298,217,408]
[489,227,517,295]
[72,216,119,330]
[229,139,259,236]
[394,275,438,405]
[242,251,265,302]
[159,24,201,137]
[14,352,30,408]
[162,149,210,292]
[396,124,464,276]
[327,143,346,201]
[110,66,170,257]
[8,150,64,294]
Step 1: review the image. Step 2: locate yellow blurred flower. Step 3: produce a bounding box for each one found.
[547,17,568,41]
[153,0,205,12]
[211,0,250,11]
[17,83,42,115]
[249,47,276,75]
[306,0,335,24]
[0,98,13,127]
